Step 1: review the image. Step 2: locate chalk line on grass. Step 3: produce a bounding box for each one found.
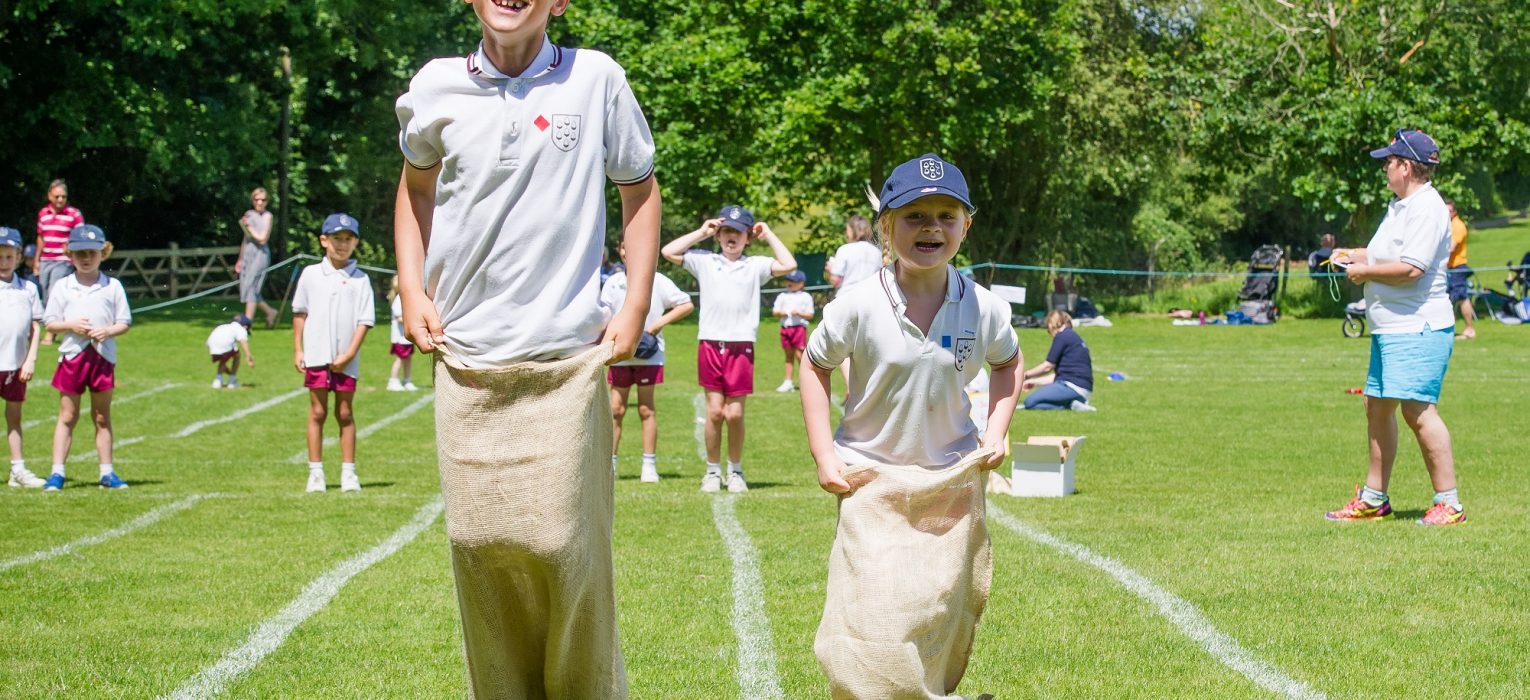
[0,494,208,572]
[171,389,306,439]
[23,381,183,430]
[692,393,709,464]
[711,496,785,700]
[286,392,435,463]
[987,503,1327,700]
[68,435,146,462]
[161,496,444,700]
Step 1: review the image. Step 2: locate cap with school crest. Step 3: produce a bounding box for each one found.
[0,228,22,249]
[783,270,806,283]
[716,205,755,233]
[877,153,974,214]
[321,213,360,236]
[68,224,107,251]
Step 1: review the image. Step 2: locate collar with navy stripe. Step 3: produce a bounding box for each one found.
[878,263,967,312]
[466,35,563,82]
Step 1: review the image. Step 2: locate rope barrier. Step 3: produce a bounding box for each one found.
[960,260,1522,279]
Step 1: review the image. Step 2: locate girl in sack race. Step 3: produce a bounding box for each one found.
[799,154,1022,699]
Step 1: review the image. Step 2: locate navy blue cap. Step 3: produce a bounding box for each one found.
[0,228,21,249]
[322,213,360,236]
[783,270,806,283]
[633,331,660,360]
[716,205,754,233]
[1369,129,1440,165]
[234,314,253,329]
[878,153,974,214]
[68,224,107,251]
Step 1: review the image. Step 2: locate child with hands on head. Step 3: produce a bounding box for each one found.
[42,224,132,491]
[0,227,45,488]
[291,213,375,494]
[661,206,798,493]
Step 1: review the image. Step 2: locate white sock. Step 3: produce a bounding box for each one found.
[51,464,65,477]
[99,463,114,478]
[641,453,656,466]
[612,454,619,468]
[728,461,743,475]
[214,372,223,383]
[706,462,721,476]
[341,462,356,474]
[1434,488,1461,509]
[309,462,324,474]
[10,459,25,475]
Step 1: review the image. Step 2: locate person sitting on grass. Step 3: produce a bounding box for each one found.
[1019,310,1095,411]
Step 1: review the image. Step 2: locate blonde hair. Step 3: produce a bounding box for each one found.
[387,274,400,301]
[67,241,113,260]
[251,186,268,200]
[845,214,872,243]
[1045,310,1072,332]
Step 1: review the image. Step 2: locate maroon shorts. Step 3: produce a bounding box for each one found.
[779,325,807,352]
[698,340,754,397]
[52,346,115,395]
[608,365,664,388]
[211,350,239,363]
[390,343,415,359]
[303,367,358,392]
[0,370,27,402]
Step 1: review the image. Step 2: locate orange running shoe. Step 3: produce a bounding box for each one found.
[1325,485,1392,521]
[1418,501,1466,526]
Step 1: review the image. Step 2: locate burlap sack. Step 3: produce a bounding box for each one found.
[815,449,995,700]
[434,344,625,700]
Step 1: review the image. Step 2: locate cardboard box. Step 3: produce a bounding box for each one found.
[1009,435,1085,497]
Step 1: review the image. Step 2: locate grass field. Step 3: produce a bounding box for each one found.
[3,293,1529,699]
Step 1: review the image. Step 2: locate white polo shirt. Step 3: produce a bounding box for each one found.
[599,270,691,367]
[1363,183,1453,334]
[773,290,814,328]
[0,274,42,371]
[389,295,406,345]
[395,37,656,367]
[206,322,249,355]
[43,274,131,364]
[682,250,775,342]
[829,241,883,288]
[292,258,376,378]
[807,265,1019,468]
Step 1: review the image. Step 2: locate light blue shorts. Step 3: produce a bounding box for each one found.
[1365,327,1453,404]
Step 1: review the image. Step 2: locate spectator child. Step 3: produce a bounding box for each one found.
[827,213,882,289]
[207,314,256,388]
[1444,199,1476,340]
[291,213,374,493]
[0,228,45,488]
[661,206,798,492]
[1020,310,1095,410]
[601,241,694,483]
[386,276,417,391]
[772,269,813,392]
[41,224,131,491]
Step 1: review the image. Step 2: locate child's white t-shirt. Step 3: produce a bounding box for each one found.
[1363,183,1453,334]
[806,265,1019,468]
[682,250,775,342]
[0,274,42,372]
[599,270,691,367]
[773,290,814,328]
[389,295,406,345]
[43,274,132,364]
[291,258,376,378]
[829,240,883,288]
[206,322,249,355]
[395,37,656,367]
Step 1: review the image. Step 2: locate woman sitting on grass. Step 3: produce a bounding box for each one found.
[1020,310,1094,411]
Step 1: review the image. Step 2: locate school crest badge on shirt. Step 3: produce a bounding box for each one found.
[551,114,581,152]
[954,336,976,371]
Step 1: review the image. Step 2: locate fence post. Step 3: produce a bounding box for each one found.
[169,242,180,297]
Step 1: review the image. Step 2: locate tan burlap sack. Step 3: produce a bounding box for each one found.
[815,449,995,700]
[434,344,624,700]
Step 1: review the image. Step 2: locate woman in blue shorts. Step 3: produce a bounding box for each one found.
[1326,129,1464,526]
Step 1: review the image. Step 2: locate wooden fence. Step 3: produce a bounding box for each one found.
[107,244,245,299]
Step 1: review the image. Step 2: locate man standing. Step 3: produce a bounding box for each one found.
[34,179,83,345]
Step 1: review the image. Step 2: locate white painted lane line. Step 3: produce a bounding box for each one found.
[287,392,435,463]
[987,503,1328,700]
[0,494,208,572]
[161,497,444,700]
[692,393,709,464]
[711,496,785,700]
[171,388,307,439]
[23,382,183,430]
[68,435,146,462]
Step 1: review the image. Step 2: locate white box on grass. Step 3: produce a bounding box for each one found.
[1009,436,1085,497]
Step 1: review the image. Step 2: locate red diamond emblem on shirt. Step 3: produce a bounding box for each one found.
[534,115,550,131]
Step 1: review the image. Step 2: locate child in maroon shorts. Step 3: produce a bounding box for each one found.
[41,224,131,491]
[386,275,417,392]
[0,227,46,488]
[771,270,814,392]
[206,314,255,388]
[291,213,375,493]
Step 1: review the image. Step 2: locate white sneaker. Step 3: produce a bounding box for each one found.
[775,380,794,393]
[306,470,326,493]
[211,378,223,389]
[640,462,660,483]
[387,379,405,392]
[8,468,45,489]
[700,472,722,493]
[225,378,239,389]
[340,470,361,492]
[403,381,419,391]
[727,472,749,493]
[1069,400,1097,412]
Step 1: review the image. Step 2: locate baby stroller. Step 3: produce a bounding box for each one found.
[1342,300,1367,337]
[1236,244,1284,323]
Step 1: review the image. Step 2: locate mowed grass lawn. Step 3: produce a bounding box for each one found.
[2,297,1528,698]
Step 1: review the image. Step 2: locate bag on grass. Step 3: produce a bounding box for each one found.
[434,344,625,700]
[815,449,995,700]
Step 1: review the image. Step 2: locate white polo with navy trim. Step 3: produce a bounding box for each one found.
[599,270,691,367]
[292,258,376,378]
[395,36,656,367]
[682,250,776,342]
[806,265,1018,468]
[43,274,132,364]
[0,274,42,371]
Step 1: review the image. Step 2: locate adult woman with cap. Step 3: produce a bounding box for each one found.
[1325,129,1464,526]
[235,187,278,328]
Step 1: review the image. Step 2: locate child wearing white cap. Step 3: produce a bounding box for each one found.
[0,227,45,488]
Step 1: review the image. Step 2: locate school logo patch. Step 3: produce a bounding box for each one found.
[551,114,581,152]
[954,336,976,371]
[920,158,944,181]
